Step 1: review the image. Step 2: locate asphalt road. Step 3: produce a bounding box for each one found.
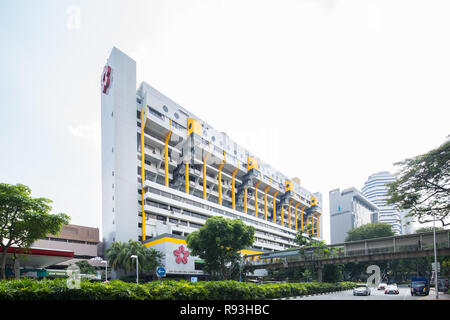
[292,285,423,300]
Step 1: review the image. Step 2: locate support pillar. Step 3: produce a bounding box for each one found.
[264,186,270,221]
[164,120,172,187]
[272,191,279,224]
[317,264,323,282]
[254,181,261,217]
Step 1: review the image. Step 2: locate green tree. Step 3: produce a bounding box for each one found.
[323,264,344,283]
[0,183,70,279]
[74,260,97,274]
[415,226,445,233]
[345,223,395,242]
[105,240,164,278]
[186,216,255,280]
[386,140,450,227]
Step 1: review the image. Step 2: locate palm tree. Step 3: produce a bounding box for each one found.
[105,240,164,276]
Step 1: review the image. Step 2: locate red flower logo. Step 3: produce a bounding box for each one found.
[173,245,189,264]
[101,65,111,94]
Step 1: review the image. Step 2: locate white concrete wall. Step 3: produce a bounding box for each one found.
[101,47,138,253]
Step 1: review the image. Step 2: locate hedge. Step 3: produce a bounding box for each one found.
[0,278,355,300]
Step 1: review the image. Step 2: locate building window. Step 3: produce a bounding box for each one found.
[190,222,202,228]
[169,218,178,224]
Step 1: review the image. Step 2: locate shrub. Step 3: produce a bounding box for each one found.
[0,278,355,300]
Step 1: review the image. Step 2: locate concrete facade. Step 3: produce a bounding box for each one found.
[101,47,323,278]
[33,224,100,268]
[329,187,379,244]
[362,171,410,234]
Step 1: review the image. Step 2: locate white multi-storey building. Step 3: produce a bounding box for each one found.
[361,171,408,234]
[329,187,379,244]
[101,47,323,277]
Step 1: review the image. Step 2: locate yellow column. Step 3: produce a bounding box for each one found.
[254,181,261,217]
[164,120,172,187]
[316,213,321,238]
[264,186,270,221]
[294,202,301,231]
[185,162,189,194]
[232,169,238,209]
[140,111,146,241]
[218,152,226,205]
[301,205,306,232]
[244,188,247,213]
[272,191,279,224]
[202,146,210,200]
[288,199,293,229]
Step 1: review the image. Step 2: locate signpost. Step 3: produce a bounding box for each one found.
[156,266,166,282]
[432,262,440,274]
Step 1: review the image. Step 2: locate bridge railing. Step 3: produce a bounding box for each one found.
[245,235,450,267]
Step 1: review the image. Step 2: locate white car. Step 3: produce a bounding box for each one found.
[385,284,399,294]
[377,282,387,290]
[353,284,371,296]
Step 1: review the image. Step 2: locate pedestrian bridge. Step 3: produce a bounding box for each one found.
[244,230,450,270]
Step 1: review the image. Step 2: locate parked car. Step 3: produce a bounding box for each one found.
[410,277,429,296]
[377,282,387,290]
[385,284,399,294]
[353,284,371,296]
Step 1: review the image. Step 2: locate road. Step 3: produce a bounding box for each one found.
[292,285,422,300]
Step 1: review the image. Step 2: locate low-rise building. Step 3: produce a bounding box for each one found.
[33,224,101,269]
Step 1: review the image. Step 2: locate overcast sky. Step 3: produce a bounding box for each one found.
[1,0,449,242]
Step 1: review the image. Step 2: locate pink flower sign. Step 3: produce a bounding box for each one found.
[173,245,189,264]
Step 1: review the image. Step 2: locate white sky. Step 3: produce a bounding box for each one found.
[0,0,449,243]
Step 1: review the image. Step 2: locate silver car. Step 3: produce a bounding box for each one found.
[353,284,371,296]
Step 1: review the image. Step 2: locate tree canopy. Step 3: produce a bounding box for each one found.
[345,223,395,242]
[105,240,164,277]
[74,260,97,274]
[415,226,444,233]
[386,139,450,227]
[0,183,70,279]
[186,216,255,280]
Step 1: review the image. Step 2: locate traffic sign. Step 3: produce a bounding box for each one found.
[190,276,198,283]
[432,262,440,272]
[156,266,166,278]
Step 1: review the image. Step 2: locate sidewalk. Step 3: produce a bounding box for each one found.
[418,289,450,300]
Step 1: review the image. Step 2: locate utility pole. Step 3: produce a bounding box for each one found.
[432,212,439,299]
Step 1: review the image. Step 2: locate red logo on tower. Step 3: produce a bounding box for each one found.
[173,245,189,264]
[101,65,111,94]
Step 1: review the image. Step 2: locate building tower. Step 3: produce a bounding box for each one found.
[329,187,379,244]
[100,47,323,277]
[362,171,403,234]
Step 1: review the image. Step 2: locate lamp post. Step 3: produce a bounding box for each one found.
[432,212,439,299]
[101,260,108,282]
[131,255,138,284]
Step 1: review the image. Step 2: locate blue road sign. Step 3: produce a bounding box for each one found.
[156,266,166,277]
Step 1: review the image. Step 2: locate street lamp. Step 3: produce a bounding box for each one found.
[432,212,439,299]
[101,260,108,282]
[131,255,138,284]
